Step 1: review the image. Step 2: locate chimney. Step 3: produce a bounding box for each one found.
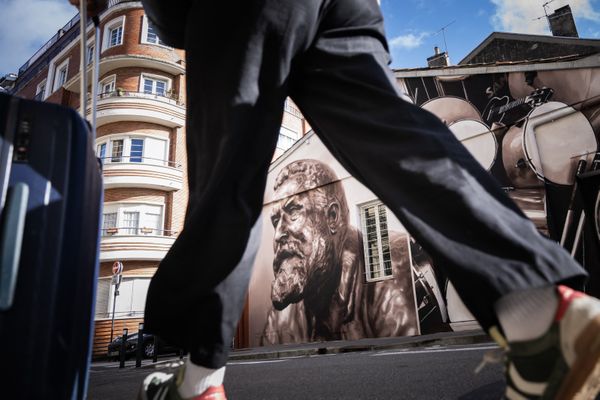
[427,47,449,68]
[548,5,579,37]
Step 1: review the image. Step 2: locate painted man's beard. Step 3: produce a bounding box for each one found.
[271,241,307,310]
[271,235,335,311]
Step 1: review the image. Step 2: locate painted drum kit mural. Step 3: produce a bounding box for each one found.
[251,66,600,347]
[402,67,600,303]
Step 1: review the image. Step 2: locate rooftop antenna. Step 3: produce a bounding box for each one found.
[532,0,556,31]
[434,20,456,55]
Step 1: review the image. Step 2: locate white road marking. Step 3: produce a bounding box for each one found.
[228,359,289,366]
[372,345,499,357]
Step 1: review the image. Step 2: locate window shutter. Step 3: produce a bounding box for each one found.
[144,138,167,166]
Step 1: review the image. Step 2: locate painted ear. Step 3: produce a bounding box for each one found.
[327,202,340,234]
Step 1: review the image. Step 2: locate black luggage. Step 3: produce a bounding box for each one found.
[0,92,103,397]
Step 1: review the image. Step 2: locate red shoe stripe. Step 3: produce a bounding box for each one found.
[555,285,585,322]
[193,385,226,400]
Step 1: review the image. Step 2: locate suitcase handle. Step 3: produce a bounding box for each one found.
[0,183,29,311]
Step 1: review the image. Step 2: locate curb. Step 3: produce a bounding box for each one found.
[228,331,492,361]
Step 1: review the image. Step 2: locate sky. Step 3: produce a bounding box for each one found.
[1,0,600,77]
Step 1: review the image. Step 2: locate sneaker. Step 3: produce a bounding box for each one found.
[137,363,227,400]
[490,285,600,400]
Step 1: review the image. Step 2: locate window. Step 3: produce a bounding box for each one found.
[122,211,140,235]
[146,20,166,46]
[96,136,168,165]
[100,76,116,96]
[35,79,46,101]
[86,44,94,65]
[360,202,393,281]
[100,277,151,319]
[97,143,106,163]
[101,203,165,236]
[276,126,300,152]
[143,77,167,96]
[145,212,161,235]
[109,25,123,47]
[53,59,69,91]
[102,16,125,51]
[110,139,124,162]
[130,139,144,162]
[102,212,117,236]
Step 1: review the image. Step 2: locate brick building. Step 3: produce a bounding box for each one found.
[11,0,308,358]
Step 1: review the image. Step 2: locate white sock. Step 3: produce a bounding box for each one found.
[494,285,558,342]
[177,358,225,399]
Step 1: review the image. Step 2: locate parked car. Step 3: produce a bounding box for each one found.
[107,331,180,359]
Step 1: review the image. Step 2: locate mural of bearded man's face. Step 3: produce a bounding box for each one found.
[269,178,336,310]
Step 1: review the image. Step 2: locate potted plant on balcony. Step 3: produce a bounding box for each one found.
[116,87,125,97]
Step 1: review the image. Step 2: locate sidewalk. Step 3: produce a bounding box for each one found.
[228,329,492,362]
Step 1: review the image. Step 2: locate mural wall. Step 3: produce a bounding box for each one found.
[248,64,600,347]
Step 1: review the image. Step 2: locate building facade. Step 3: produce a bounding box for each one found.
[11,0,308,358]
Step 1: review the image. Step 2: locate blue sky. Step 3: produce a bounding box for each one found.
[1,0,600,77]
[381,0,600,68]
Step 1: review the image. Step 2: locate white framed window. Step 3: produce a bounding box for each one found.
[35,79,46,101]
[110,139,124,162]
[102,16,125,51]
[96,135,168,165]
[141,15,168,46]
[142,75,168,97]
[96,276,151,319]
[53,59,69,92]
[86,43,95,65]
[276,126,301,152]
[102,202,165,236]
[102,212,118,236]
[99,75,116,96]
[122,211,140,235]
[359,201,393,282]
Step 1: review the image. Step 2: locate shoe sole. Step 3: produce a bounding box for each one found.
[556,315,600,400]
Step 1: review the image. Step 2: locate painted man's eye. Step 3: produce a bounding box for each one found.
[288,205,301,220]
[271,215,280,227]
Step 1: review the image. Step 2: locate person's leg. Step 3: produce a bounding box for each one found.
[288,1,600,398]
[140,1,325,398]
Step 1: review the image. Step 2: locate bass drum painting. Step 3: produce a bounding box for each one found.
[503,101,598,187]
[421,96,482,126]
[448,119,498,171]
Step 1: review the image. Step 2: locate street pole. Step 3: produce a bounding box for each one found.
[109,280,120,343]
[109,261,123,343]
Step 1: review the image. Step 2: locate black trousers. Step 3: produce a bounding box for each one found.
[142,0,587,369]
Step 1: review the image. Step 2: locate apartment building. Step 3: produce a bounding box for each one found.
[11,0,308,358]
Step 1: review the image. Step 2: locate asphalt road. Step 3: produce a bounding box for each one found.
[89,343,506,399]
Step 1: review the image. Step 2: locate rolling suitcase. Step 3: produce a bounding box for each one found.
[0,4,103,398]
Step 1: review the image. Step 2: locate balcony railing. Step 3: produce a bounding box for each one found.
[99,156,182,169]
[98,90,184,106]
[101,227,177,237]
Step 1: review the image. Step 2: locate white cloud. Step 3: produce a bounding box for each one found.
[0,0,76,75]
[490,0,600,34]
[389,32,430,50]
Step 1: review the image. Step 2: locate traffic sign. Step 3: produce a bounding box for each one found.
[112,261,123,275]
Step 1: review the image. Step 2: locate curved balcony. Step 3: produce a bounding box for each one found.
[64,54,185,94]
[89,91,185,128]
[101,156,183,191]
[100,228,177,262]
